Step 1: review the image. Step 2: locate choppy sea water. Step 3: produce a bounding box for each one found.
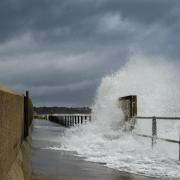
[49,56,180,179]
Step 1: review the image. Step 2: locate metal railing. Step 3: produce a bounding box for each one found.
[135,116,180,160]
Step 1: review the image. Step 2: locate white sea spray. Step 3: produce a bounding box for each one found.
[53,54,180,178]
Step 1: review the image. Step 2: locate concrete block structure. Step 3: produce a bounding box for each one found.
[118,95,137,130]
[0,86,32,180]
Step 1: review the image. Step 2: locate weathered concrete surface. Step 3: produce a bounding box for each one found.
[21,137,32,180]
[6,149,24,180]
[0,86,32,180]
[118,95,137,130]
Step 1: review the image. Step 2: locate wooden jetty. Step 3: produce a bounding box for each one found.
[49,114,91,127]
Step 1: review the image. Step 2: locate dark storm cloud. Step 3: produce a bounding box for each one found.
[30,79,99,106]
[0,0,180,106]
[0,0,178,43]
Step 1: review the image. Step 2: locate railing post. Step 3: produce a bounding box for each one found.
[179,135,180,161]
[152,116,157,148]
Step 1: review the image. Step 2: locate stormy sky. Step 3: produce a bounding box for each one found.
[0,0,180,106]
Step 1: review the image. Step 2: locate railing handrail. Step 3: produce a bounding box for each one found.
[136,116,180,120]
[134,115,180,160]
[134,133,179,144]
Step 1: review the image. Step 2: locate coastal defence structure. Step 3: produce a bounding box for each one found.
[118,95,137,121]
[44,94,180,161]
[0,87,33,180]
[118,95,137,130]
[49,114,91,127]
[48,96,137,128]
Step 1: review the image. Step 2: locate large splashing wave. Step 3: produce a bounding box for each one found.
[53,54,180,178]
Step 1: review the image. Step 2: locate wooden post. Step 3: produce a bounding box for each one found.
[74,116,76,124]
[84,116,87,124]
[72,116,74,126]
[152,116,157,148]
[62,116,64,126]
[68,116,70,127]
[65,116,67,126]
[66,116,68,127]
[69,116,71,126]
[78,116,79,124]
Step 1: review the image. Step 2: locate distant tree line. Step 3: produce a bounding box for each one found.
[33,106,92,115]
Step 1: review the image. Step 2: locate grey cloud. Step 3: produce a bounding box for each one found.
[27,79,99,106]
[0,0,178,43]
[99,0,179,23]
[135,8,180,60]
[0,0,180,106]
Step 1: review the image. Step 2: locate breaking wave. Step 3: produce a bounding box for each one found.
[52,54,180,179]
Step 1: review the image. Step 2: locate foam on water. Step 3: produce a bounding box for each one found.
[52,54,180,178]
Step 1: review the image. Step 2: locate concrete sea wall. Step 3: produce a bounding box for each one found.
[0,86,32,180]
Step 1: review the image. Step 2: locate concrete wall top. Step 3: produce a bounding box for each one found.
[0,85,24,96]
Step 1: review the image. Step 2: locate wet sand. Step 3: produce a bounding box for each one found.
[31,120,158,180]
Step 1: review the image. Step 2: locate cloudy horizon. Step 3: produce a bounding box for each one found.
[0,0,180,106]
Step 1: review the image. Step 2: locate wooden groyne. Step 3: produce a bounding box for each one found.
[49,114,91,127]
